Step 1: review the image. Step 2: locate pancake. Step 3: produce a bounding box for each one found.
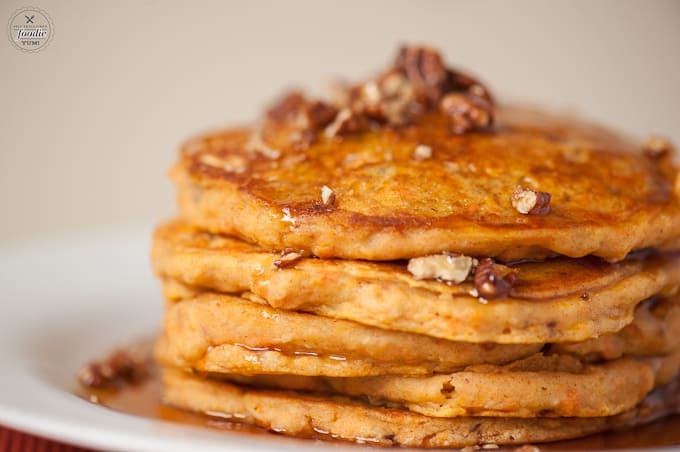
[161,367,680,448]
[153,221,680,343]
[155,291,680,378]
[171,65,680,263]
[154,292,541,377]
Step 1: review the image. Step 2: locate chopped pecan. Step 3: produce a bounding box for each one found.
[447,70,493,104]
[78,347,149,389]
[347,71,417,127]
[395,45,449,104]
[359,81,382,112]
[78,363,110,388]
[265,92,338,149]
[474,258,519,299]
[321,185,336,206]
[263,45,496,143]
[375,72,418,126]
[511,186,551,215]
[407,253,477,283]
[273,250,303,269]
[381,71,412,98]
[300,100,338,131]
[643,136,675,159]
[439,92,494,134]
[325,108,367,137]
[266,91,307,122]
[413,144,433,160]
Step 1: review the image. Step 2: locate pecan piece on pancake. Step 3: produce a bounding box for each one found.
[408,253,477,283]
[447,69,494,104]
[265,91,339,148]
[266,91,307,122]
[395,45,449,105]
[511,186,551,215]
[348,71,417,127]
[321,185,336,206]
[439,92,494,134]
[273,250,303,269]
[302,100,338,131]
[474,258,519,299]
[268,95,337,132]
[413,144,433,160]
[643,136,675,159]
[325,108,367,137]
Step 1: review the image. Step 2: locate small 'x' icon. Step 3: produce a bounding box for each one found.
[25,15,34,23]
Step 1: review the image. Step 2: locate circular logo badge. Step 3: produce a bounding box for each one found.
[7,7,53,52]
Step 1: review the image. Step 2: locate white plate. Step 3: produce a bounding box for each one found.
[0,226,357,452]
[1,227,679,452]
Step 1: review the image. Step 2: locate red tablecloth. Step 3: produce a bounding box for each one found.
[0,426,96,452]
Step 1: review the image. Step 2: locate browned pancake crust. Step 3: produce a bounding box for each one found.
[172,107,680,262]
[161,368,680,448]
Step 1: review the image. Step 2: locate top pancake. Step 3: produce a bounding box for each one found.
[171,48,680,262]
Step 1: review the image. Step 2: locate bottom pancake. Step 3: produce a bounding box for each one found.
[161,367,680,448]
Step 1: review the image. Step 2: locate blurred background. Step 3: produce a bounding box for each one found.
[2,0,679,244]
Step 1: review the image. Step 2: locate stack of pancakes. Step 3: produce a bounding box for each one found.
[151,46,680,447]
